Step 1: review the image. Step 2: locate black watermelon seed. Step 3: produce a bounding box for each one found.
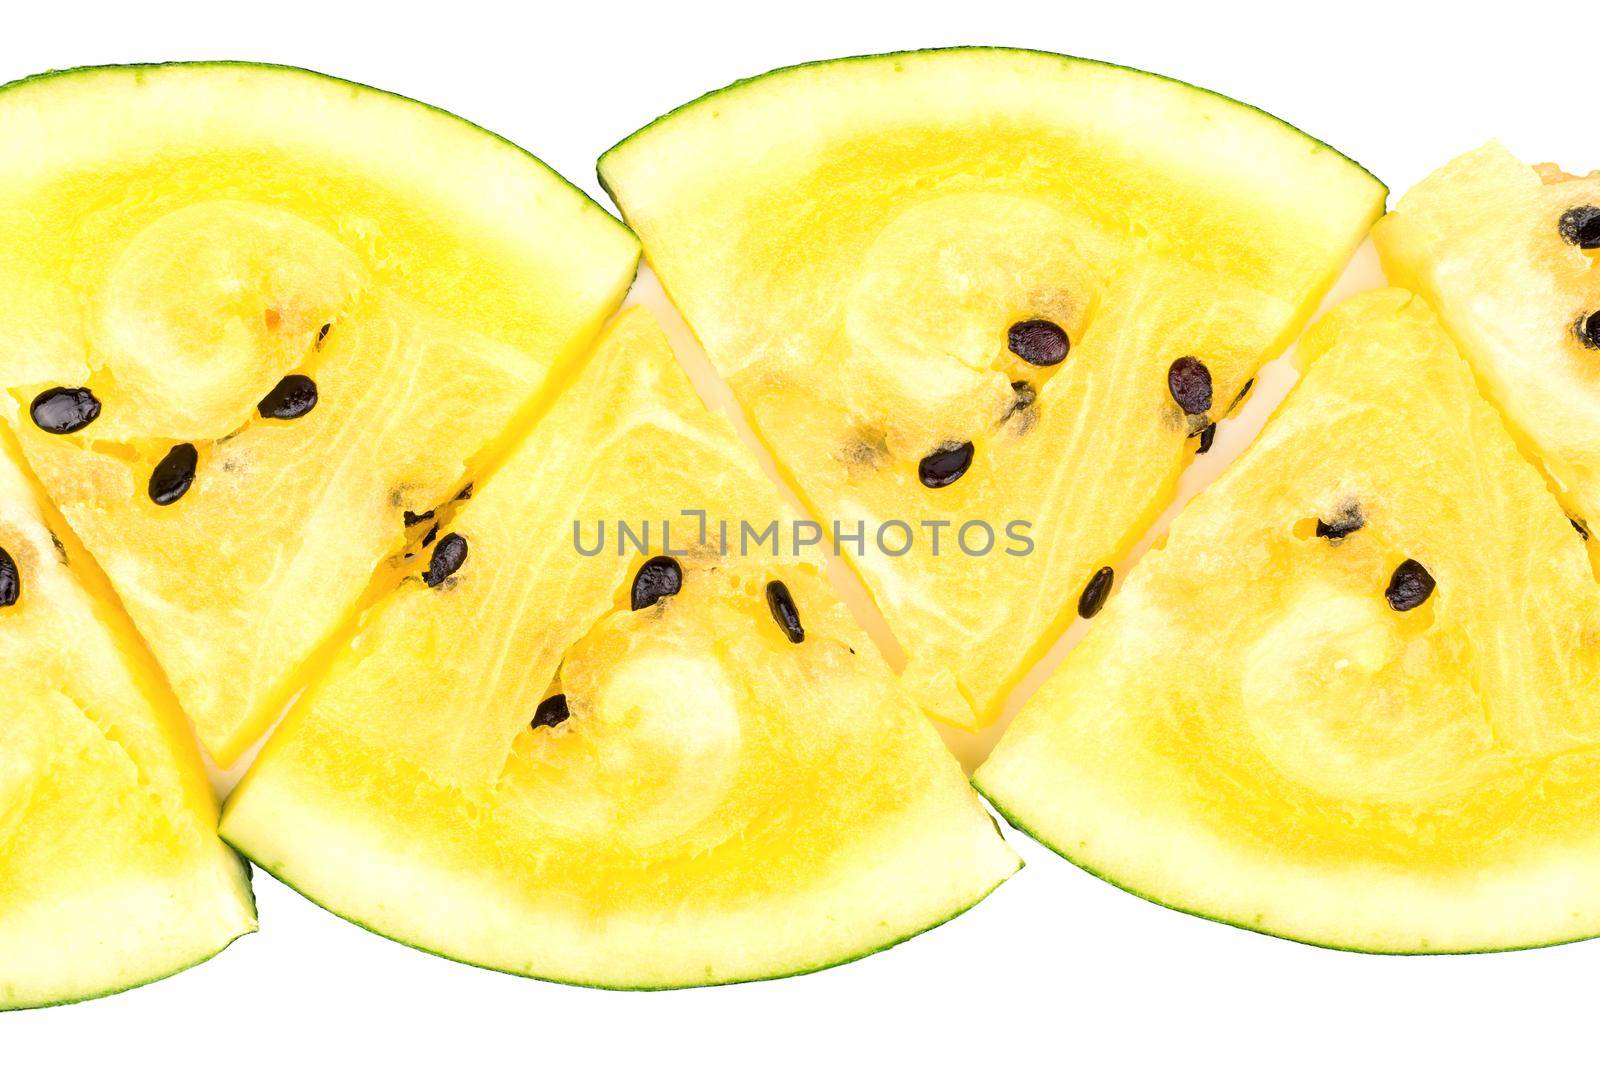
[1385,558,1435,612]
[0,547,18,608]
[423,532,468,587]
[257,374,319,420]
[1571,516,1591,541]
[1167,357,1213,415]
[1078,566,1114,619]
[1007,320,1070,366]
[765,579,805,643]
[315,323,331,348]
[30,387,101,435]
[148,444,199,506]
[631,555,682,610]
[1559,206,1600,249]
[1579,311,1600,350]
[532,693,570,730]
[456,483,473,501]
[1194,422,1216,454]
[919,441,974,488]
[403,508,434,527]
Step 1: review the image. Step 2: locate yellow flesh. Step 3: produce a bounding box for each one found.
[0,64,640,764]
[1374,143,1600,533]
[0,430,255,1010]
[976,289,1600,952]
[222,309,1018,988]
[600,48,1386,728]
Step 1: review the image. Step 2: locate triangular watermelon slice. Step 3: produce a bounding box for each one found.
[0,429,255,1010]
[598,48,1386,729]
[975,288,1600,953]
[221,307,1019,988]
[0,63,639,766]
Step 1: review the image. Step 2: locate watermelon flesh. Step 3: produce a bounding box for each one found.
[976,289,1600,953]
[599,47,1386,730]
[0,428,255,1010]
[221,308,1019,988]
[26,50,1600,990]
[0,63,640,767]
[1374,143,1600,537]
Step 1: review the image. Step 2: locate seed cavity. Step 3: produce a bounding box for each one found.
[315,323,332,348]
[403,508,434,527]
[1315,503,1365,540]
[423,532,468,587]
[149,444,199,506]
[1228,378,1254,412]
[1193,422,1216,454]
[30,387,102,435]
[422,524,440,547]
[841,430,889,469]
[532,693,570,730]
[919,441,974,488]
[1578,311,1600,350]
[1385,558,1435,612]
[1078,566,1114,619]
[765,579,805,643]
[631,555,683,610]
[0,547,18,608]
[1007,319,1070,366]
[1571,515,1591,541]
[1167,357,1213,415]
[1008,380,1037,413]
[1559,206,1600,250]
[258,374,319,420]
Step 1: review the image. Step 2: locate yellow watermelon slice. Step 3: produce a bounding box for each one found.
[220,307,1019,988]
[0,63,639,765]
[0,428,254,1010]
[975,288,1600,953]
[1374,143,1600,532]
[598,48,1386,729]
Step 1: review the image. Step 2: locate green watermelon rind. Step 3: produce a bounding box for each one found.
[1,855,256,1013]
[596,45,1386,200]
[227,843,1020,991]
[972,780,1600,957]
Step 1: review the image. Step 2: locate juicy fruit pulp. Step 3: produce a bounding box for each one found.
[1374,143,1600,537]
[221,308,1018,988]
[976,289,1600,953]
[0,63,639,765]
[0,431,255,1010]
[599,47,1386,729]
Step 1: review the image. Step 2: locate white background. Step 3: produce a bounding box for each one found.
[6,1,1599,1061]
